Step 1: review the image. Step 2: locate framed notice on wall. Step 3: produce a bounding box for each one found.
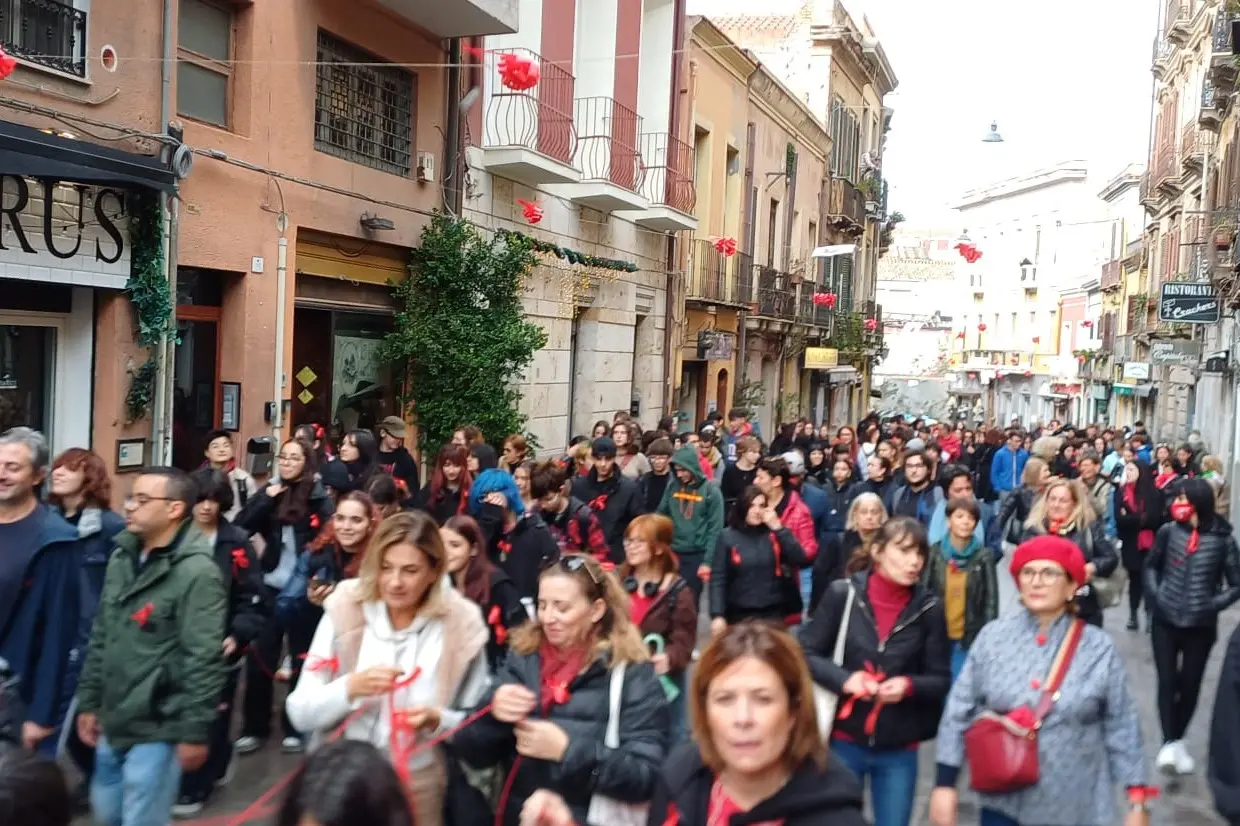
[220,382,241,431]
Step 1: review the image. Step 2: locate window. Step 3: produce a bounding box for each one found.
[315,31,416,176]
[767,199,779,268]
[828,97,861,182]
[177,0,233,127]
[0,0,88,76]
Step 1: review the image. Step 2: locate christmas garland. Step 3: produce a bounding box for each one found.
[124,191,172,423]
[495,228,639,273]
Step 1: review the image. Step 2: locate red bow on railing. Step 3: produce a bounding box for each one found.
[837,661,889,736]
[813,292,837,308]
[131,602,155,628]
[955,242,982,263]
[864,318,878,332]
[713,236,737,256]
[0,48,16,81]
[231,547,249,577]
[498,52,540,91]
[517,198,543,224]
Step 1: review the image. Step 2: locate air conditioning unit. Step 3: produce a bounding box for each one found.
[417,151,436,182]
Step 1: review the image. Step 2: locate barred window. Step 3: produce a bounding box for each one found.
[314,31,415,177]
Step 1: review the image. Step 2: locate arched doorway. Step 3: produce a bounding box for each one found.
[716,368,729,417]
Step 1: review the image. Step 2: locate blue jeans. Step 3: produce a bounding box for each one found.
[950,641,968,682]
[831,739,919,826]
[800,568,813,617]
[91,736,181,826]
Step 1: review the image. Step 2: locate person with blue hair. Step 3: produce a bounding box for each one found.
[470,468,560,605]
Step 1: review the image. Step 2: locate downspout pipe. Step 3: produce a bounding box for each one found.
[663,0,688,428]
[152,0,176,463]
[445,38,464,215]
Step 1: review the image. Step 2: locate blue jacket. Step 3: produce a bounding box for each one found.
[989,447,1029,494]
[0,504,84,729]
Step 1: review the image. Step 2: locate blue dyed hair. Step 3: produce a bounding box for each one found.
[468,468,525,516]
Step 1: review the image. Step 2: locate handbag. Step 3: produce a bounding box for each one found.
[963,618,1085,794]
[586,662,648,826]
[811,582,855,741]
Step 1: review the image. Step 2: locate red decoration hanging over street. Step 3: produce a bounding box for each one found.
[713,237,738,257]
[498,52,540,91]
[0,48,17,80]
[977,322,987,332]
[954,242,983,264]
[517,198,543,224]
[1082,319,1094,328]
[813,292,838,308]
[864,318,878,332]
[956,330,966,340]
[1032,336,1040,343]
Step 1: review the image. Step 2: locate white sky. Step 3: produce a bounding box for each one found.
[687,0,1160,225]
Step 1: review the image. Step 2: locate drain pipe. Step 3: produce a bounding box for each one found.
[150,0,176,464]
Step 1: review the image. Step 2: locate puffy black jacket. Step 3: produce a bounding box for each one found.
[646,742,866,826]
[1019,520,1118,626]
[709,526,809,623]
[571,469,643,563]
[479,508,561,602]
[810,531,868,611]
[800,573,951,749]
[1146,519,1240,629]
[210,521,268,655]
[453,650,669,826]
[235,481,335,574]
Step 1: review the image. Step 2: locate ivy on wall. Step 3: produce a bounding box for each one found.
[123,191,172,424]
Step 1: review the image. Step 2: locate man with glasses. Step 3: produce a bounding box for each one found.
[75,467,226,826]
[0,427,84,754]
[884,450,943,527]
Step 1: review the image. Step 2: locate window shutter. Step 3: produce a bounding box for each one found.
[840,254,854,311]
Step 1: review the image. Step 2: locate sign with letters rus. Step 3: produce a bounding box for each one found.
[1158,282,1221,324]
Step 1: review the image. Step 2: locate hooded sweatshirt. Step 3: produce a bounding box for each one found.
[657,446,725,563]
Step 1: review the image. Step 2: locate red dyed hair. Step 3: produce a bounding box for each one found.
[308,491,379,578]
[49,448,112,510]
[430,444,473,514]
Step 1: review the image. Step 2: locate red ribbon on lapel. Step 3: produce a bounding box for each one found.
[130,602,154,628]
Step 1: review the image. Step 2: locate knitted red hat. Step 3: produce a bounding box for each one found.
[1010,534,1087,585]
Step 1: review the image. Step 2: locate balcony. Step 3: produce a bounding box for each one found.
[825,177,866,235]
[1166,0,1191,44]
[1181,123,1207,173]
[1153,36,1173,79]
[0,0,87,77]
[376,0,518,37]
[478,50,580,188]
[1201,76,1223,130]
[751,266,795,323]
[687,241,751,307]
[1211,9,1238,89]
[553,97,648,212]
[1101,260,1123,290]
[1139,172,1157,211]
[1154,143,1182,197]
[618,132,697,232]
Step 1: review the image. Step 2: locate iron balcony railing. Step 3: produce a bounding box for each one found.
[634,132,695,214]
[1101,260,1123,290]
[688,241,754,305]
[483,49,577,166]
[814,303,835,328]
[1213,7,1236,52]
[736,251,754,304]
[0,0,86,77]
[826,177,866,227]
[572,96,644,192]
[754,266,794,320]
[797,285,815,323]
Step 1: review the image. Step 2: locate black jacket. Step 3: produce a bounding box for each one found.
[1114,483,1165,571]
[235,481,335,574]
[990,486,1036,548]
[480,508,561,601]
[821,480,854,535]
[710,526,809,623]
[571,469,643,563]
[1019,520,1119,625]
[638,470,673,515]
[1146,519,1240,629]
[647,742,866,826]
[800,573,951,749]
[453,650,669,826]
[920,542,999,649]
[417,482,467,526]
[1210,621,1240,825]
[972,443,1000,503]
[210,521,268,656]
[719,463,757,512]
[810,531,867,612]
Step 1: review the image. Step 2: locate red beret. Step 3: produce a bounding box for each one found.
[1010,534,1087,586]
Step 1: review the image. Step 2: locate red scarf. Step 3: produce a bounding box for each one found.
[1123,486,1155,551]
[538,641,587,713]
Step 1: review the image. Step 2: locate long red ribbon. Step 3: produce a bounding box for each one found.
[836,661,888,736]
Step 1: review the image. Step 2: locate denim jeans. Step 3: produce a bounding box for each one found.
[800,568,813,618]
[831,739,919,826]
[950,641,968,682]
[91,736,182,826]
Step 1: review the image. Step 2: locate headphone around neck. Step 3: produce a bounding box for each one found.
[623,576,660,598]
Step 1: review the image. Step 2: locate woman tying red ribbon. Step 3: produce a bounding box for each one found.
[287,510,491,826]
[452,554,669,826]
[800,517,950,826]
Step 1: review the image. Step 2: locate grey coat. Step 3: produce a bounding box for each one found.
[936,611,1147,826]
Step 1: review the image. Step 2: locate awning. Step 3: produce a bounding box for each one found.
[1135,384,1156,398]
[826,366,859,385]
[0,119,177,191]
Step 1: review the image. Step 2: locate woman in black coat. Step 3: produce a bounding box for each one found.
[1114,459,1164,630]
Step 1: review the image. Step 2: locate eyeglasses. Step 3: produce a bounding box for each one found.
[126,494,173,507]
[1018,567,1066,585]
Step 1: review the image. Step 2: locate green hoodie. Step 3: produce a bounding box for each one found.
[76,521,227,749]
[657,445,725,563]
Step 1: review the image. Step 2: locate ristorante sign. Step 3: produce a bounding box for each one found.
[1158,282,1221,324]
[0,174,130,289]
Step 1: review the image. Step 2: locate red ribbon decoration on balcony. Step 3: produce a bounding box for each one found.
[954,242,983,264]
[813,292,837,308]
[517,198,543,225]
[1032,336,1040,343]
[1082,319,1094,328]
[864,318,878,332]
[1078,355,1086,363]
[1024,370,1032,377]
[498,52,540,92]
[713,237,738,257]
[977,322,987,332]
[0,48,16,80]
[956,330,966,340]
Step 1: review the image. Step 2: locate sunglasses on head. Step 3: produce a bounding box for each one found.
[544,554,604,585]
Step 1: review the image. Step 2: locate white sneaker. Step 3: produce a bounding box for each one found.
[233,735,262,755]
[281,735,305,754]
[1156,742,1178,774]
[1173,740,1196,775]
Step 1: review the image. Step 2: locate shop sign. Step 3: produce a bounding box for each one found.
[704,331,734,361]
[1122,362,1151,380]
[1149,339,1202,366]
[0,175,130,289]
[1158,282,1221,324]
[804,347,839,370]
[1051,383,1082,395]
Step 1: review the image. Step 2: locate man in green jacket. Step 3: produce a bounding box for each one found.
[657,445,724,606]
[76,467,226,826]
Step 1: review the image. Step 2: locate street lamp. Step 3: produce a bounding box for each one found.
[983,121,1004,143]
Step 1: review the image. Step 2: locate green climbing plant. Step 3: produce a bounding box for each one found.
[123,191,171,423]
[381,213,548,453]
[830,312,868,362]
[734,378,766,411]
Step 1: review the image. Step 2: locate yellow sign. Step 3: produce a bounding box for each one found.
[298,389,314,405]
[295,366,318,387]
[804,347,839,370]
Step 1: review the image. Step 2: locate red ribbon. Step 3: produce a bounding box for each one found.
[517,198,544,224]
[130,602,154,628]
[0,48,16,80]
[662,802,680,826]
[1187,529,1200,554]
[713,237,737,256]
[731,547,742,566]
[487,604,508,646]
[587,494,609,511]
[309,514,321,530]
[836,661,888,736]
[498,52,540,91]
[300,653,340,675]
[231,547,249,577]
[497,539,512,560]
[813,292,837,308]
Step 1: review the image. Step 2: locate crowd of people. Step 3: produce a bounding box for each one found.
[3,408,1240,826]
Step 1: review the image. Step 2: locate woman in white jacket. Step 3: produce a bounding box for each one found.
[287,509,490,826]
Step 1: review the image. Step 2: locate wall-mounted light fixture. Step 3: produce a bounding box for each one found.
[360,214,395,232]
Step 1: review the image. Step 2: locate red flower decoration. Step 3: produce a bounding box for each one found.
[131,602,154,628]
[498,52,540,92]
[956,331,966,340]
[1032,336,1040,343]
[1082,319,1094,328]
[977,323,987,332]
[1005,705,1037,729]
[309,514,321,530]
[550,682,571,706]
[517,198,543,225]
[713,237,738,256]
[230,547,249,576]
[813,292,838,308]
[0,48,17,80]
[954,243,983,263]
[864,318,878,332]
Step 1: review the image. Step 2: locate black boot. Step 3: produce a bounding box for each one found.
[1126,612,1139,631]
